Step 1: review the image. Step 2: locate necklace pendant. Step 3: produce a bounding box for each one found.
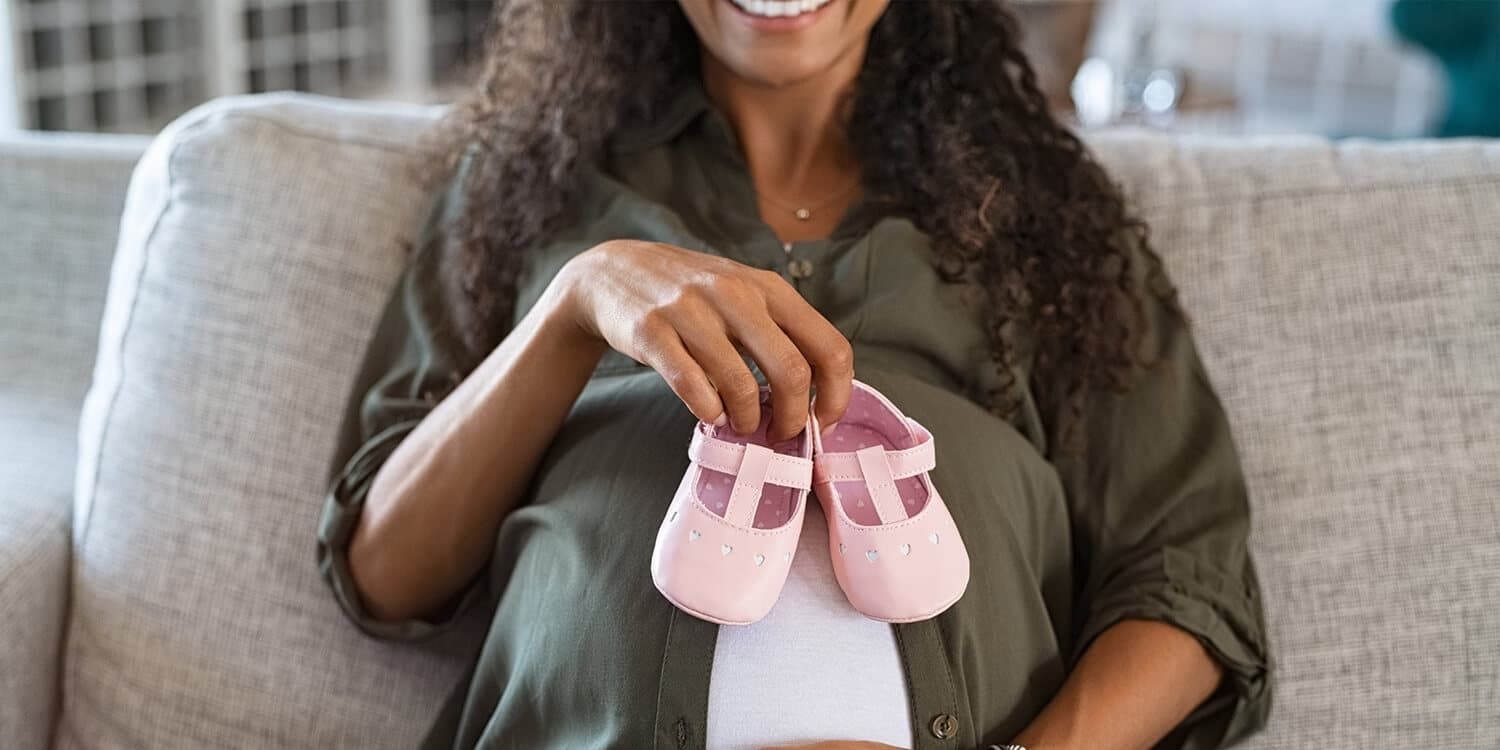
[794,208,811,221]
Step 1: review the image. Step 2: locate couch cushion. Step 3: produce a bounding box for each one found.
[60,95,486,749]
[1091,131,1500,748]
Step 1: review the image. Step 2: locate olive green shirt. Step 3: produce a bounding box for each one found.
[316,84,1271,749]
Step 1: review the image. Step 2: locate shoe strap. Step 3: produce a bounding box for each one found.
[812,420,935,483]
[689,427,812,528]
[855,445,910,523]
[688,427,813,491]
[813,421,935,525]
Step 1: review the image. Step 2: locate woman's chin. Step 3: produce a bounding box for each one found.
[721,53,842,89]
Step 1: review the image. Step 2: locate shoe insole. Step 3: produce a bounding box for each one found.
[697,412,804,530]
[821,390,930,526]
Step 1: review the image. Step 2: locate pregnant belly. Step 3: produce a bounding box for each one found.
[706,502,914,750]
[481,367,1067,746]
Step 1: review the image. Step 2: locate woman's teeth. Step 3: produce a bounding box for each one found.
[730,0,832,18]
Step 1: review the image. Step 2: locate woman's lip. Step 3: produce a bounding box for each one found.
[720,0,836,32]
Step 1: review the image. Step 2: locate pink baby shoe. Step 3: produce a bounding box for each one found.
[811,380,969,622]
[651,388,813,625]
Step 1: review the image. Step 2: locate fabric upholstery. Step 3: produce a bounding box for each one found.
[0,132,147,750]
[0,448,72,750]
[1092,130,1500,748]
[59,96,487,749]
[35,91,1499,748]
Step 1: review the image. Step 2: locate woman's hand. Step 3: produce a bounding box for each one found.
[556,239,854,440]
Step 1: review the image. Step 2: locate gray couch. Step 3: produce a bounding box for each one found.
[1,94,1496,749]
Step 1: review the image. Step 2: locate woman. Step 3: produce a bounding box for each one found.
[316,1,1271,748]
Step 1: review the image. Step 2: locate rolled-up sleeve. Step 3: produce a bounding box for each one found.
[1049,248,1272,747]
[315,166,494,641]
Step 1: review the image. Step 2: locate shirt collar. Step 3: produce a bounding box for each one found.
[605,78,885,241]
[609,80,726,155]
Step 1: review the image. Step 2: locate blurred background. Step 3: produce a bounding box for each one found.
[0,0,1492,138]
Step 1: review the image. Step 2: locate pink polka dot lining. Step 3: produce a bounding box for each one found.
[695,409,804,530]
[822,387,929,526]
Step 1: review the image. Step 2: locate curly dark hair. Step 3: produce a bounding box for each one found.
[433,0,1184,456]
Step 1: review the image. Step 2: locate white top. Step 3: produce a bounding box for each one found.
[706,503,914,750]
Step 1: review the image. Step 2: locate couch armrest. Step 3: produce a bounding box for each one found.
[0,484,71,750]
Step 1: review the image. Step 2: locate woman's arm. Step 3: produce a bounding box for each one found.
[1010,619,1223,750]
[347,276,606,622]
[1040,234,1271,748]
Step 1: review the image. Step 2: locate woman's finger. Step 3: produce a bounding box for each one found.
[758,274,854,430]
[725,311,812,442]
[639,329,727,426]
[677,319,764,435]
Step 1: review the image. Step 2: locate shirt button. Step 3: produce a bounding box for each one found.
[930,713,959,740]
[787,258,814,280]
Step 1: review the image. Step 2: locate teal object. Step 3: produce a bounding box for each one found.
[1392,0,1500,137]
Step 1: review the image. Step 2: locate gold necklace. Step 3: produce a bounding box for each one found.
[757,174,862,222]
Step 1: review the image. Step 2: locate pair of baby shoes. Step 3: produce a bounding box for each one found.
[650,380,970,625]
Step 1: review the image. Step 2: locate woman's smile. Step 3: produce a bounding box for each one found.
[723,0,838,31]
[678,0,883,88]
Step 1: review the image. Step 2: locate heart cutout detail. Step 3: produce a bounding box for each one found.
[928,532,940,545]
[721,544,733,557]
[899,543,911,556]
[865,549,879,562]
[689,529,701,542]
[753,554,766,567]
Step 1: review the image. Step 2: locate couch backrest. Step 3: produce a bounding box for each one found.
[0,132,148,467]
[59,93,1500,748]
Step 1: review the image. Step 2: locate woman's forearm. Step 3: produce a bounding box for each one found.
[1011,619,1224,750]
[348,276,606,622]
